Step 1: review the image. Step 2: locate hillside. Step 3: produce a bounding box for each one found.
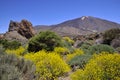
[34,16,120,36]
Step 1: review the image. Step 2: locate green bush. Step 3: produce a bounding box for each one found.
[66,49,84,63]
[71,53,120,80]
[80,42,91,53]
[68,54,92,69]
[103,28,120,44]
[28,31,63,52]
[0,54,36,80]
[88,44,115,55]
[0,39,21,50]
[116,47,120,53]
[0,39,7,44]
[62,40,74,53]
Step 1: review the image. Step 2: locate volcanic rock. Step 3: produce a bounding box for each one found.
[4,31,28,44]
[18,20,35,39]
[9,20,20,32]
[8,19,35,39]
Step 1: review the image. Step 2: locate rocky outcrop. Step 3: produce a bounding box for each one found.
[3,19,35,44]
[111,38,120,48]
[73,40,84,48]
[0,34,4,39]
[4,31,28,44]
[18,20,35,39]
[9,20,20,32]
[8,20,35,39]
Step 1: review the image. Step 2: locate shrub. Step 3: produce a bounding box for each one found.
[28,31,63,52]
[6,46,26,56]
[24,50,70,80]
[63,37,74,45]
[0,39,7,44]
[0,39,21,50]
[70,69,84,80]
[0,64,22,80]
[66,49,83,62]
[71,53,120,80]
[88,44,115,55]
[116,47,120,53]
[62,40,74,53]
[0,45,5,55]
[69,54,92,69]
[80,42,91,53]
[54,47,69,55]
[103,28,120,44]
[0,54,36,80]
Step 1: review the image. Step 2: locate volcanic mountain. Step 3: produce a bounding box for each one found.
[34,16,120,36]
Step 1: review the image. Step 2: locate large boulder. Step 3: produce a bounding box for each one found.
[111,38,120,48]
[8,20,35,39]
[73,40,84,48]
[95,38,104,44]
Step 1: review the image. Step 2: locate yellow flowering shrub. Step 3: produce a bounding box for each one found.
[24,50,70,80]
[5,46,25,56]
[54,47,69,55]
[70,69,84,80]
[66,49,83,62]
[63,37,74,45]
[71,52,120,80]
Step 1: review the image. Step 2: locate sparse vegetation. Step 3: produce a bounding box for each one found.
[1,28,120,80]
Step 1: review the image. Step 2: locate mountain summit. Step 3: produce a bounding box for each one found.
[35,16,120,36]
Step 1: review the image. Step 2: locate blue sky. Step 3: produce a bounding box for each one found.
[0,0,120,33]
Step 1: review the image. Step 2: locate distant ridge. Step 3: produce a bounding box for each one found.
[34,16,120,36]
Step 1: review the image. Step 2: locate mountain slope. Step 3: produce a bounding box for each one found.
[34,16,120,36]
[34,25,52,33]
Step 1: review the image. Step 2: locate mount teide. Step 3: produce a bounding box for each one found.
[34,16,120,36]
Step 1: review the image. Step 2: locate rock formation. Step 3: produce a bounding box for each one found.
[3,19,35,44]
[0,34,4,39]
[9,20,20,32]
[4,31,28,44]
[8,19,35,39]
[111,38,120,48]
[18,20,35,39]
